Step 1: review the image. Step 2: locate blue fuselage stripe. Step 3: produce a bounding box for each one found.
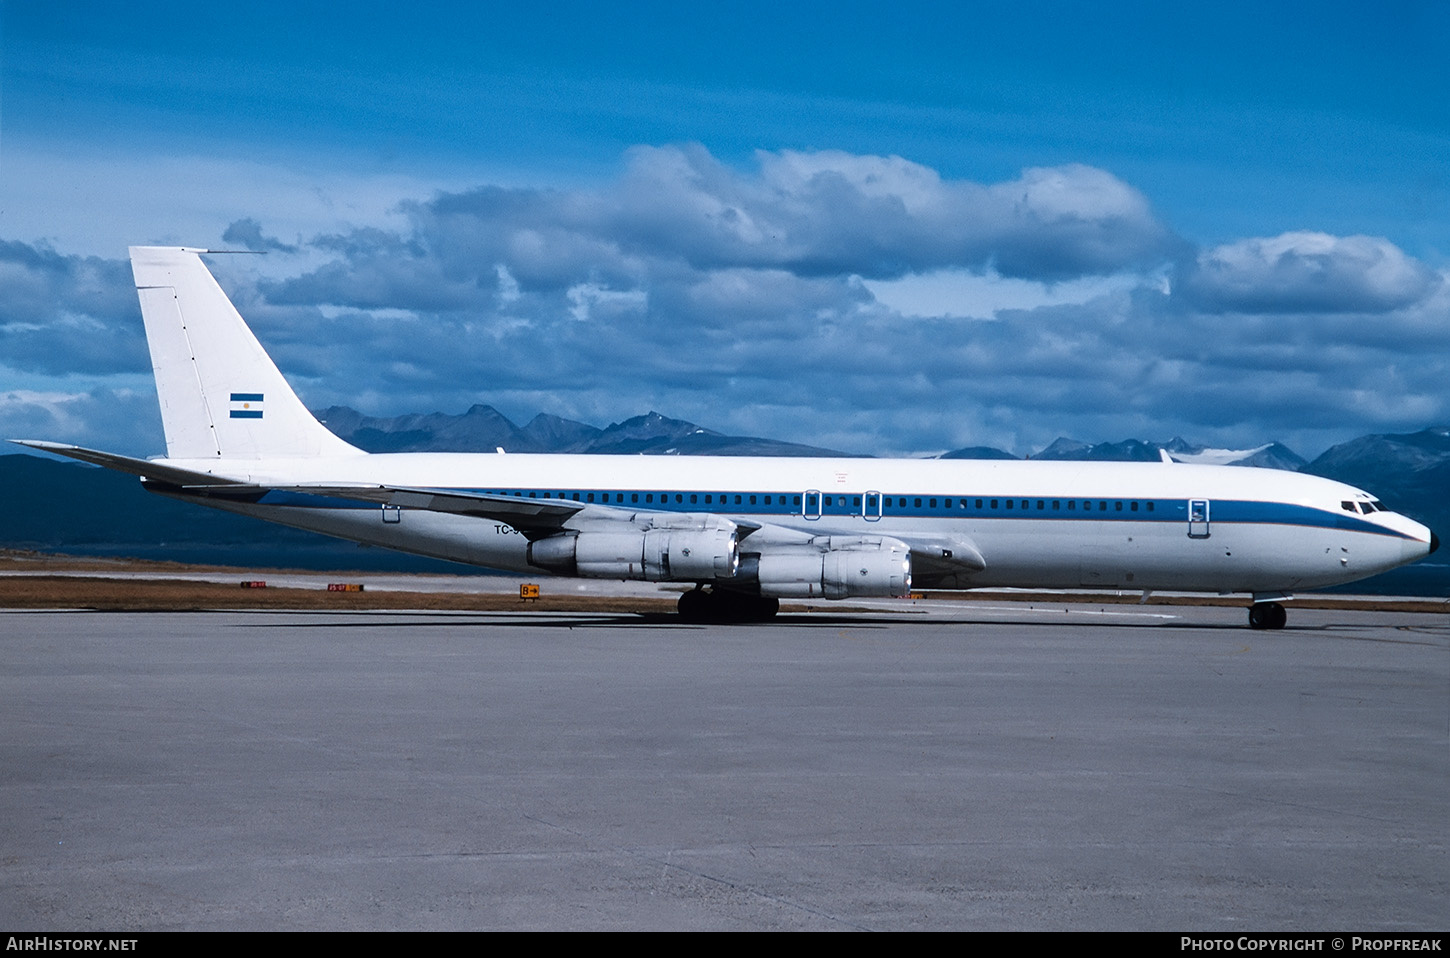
[245,487,1409,539]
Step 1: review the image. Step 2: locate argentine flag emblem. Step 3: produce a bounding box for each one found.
[230,393,264,419]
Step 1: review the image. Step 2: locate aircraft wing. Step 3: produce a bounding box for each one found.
[278,483,766,539]
[281,484,586,534]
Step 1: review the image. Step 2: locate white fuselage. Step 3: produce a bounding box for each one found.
[150,450,1434,594]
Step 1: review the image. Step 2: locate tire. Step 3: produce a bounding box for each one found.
[1248,602,1287,630]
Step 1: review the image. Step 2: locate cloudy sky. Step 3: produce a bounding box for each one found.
[2,2,1448,459]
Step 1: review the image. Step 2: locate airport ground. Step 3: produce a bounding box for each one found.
[0,557,1446,930]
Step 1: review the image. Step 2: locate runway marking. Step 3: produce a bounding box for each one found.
[957,604,1181,620]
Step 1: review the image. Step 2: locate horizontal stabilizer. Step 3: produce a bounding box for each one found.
[10,440,249,487]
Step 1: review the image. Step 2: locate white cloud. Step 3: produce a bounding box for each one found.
[1182,231,1439,313]
[758,149,946,215]
[863,268,1147,319]
[3,146,1447,460]
[566,283,648,322]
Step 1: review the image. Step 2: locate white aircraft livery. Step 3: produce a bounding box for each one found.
[15,247,1439,628]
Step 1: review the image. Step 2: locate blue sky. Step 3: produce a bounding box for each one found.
[2,2,1448,458]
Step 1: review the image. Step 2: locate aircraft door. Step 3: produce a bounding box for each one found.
[803,489,822,521]
[1188,499,1210,538]
[863,490,882,522]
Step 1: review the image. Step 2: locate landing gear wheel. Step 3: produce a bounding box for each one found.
[1248,602,1287,630]
[678,588,711,623]
[676,588,779,623]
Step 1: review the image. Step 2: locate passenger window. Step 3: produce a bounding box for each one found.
[646,494,654,503]
[914,498,922,508]
[750,495,757,505]
[1115,501,1122,511]
[976,499,983,508]
[1006,500,1013,509]
[734,495,742,505]
[1130,501,1138,511]
[631,493,638,503]
[928,498,936,508]
[691,494,697,504]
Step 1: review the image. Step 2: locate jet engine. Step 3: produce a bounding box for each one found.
[527,522,739,581]
[749,535,913,598]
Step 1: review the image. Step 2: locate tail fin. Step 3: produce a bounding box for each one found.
[129,247,361,460]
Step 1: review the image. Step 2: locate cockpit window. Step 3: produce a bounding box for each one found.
[1341,501,1356,512]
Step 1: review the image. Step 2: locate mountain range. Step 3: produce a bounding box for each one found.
[4,408,1446,592]
[316,405,849,457]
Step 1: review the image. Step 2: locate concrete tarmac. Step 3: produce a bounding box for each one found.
[1,603,1446,930]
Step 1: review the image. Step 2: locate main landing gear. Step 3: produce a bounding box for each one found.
[677,587,780,623]
[1248,601,1287,630]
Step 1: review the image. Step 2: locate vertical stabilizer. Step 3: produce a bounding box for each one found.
[129,247,361,460]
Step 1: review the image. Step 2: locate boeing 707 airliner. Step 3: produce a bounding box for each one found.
[14,248,1439,628]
